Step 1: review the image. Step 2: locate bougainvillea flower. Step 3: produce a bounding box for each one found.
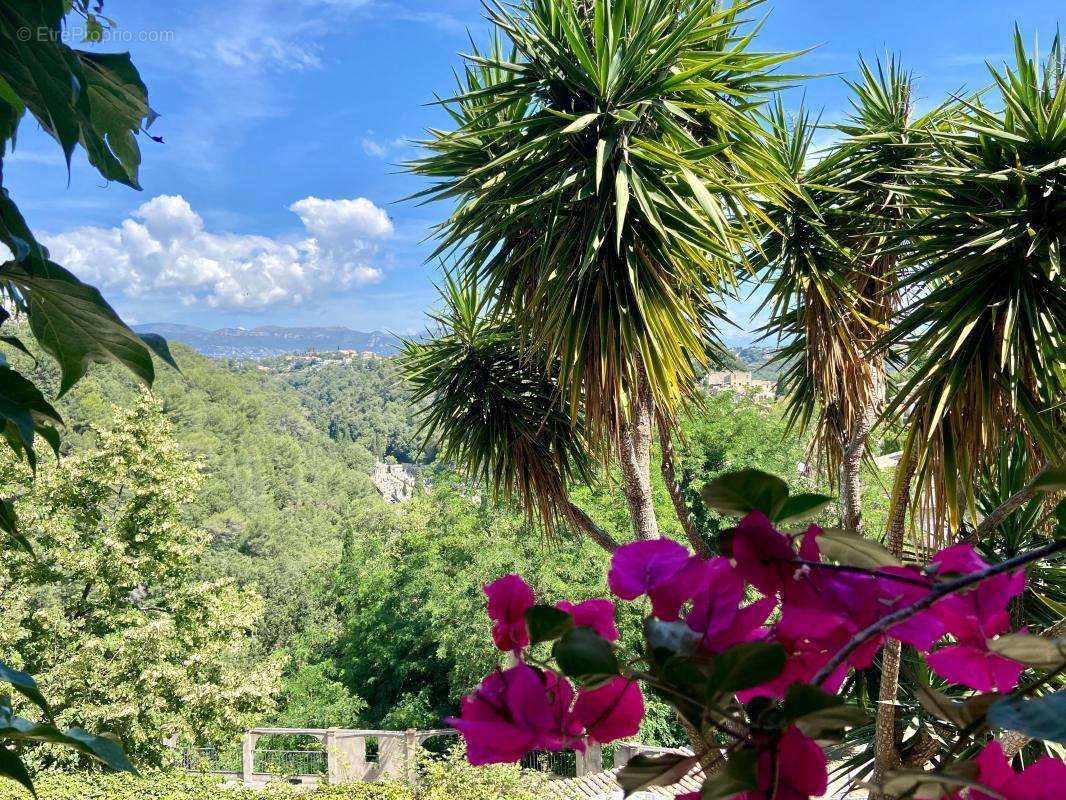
[484,574,536,653]
[873,567,944,651]
[929,544,1025,640]
[573,677,645,744]
[608,538,707,620]
[739,726,828,800]
[949,740,1066,800]
[648,556,710,621]
[731,511,799,597]
[556,599,618,642]
[926,635,1024,693]
[687,557,776,653]
[738,607,853,700]
[608,538,691,598]
[447,663,583,765]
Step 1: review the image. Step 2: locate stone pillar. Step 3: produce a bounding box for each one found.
[325,728,339,785]
[241,733,258,786]
[613,743,637,770]
[334,734,367,782]
[576,742,602,776]
[404,729,420,790]
[377,736,405,780]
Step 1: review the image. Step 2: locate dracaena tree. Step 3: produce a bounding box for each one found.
[0,1,175,790]
[754,58,949,537]
[405,0,796,550]
[882,29,1066,537]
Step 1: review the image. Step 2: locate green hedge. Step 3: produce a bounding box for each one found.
[0,773,414,800]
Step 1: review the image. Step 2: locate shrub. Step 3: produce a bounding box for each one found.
[418,745,551,800]
[0,772,413,800]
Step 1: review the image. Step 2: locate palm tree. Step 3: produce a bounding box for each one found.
[405,0,796,546]
[864,32,1066,797]
[754,59,944,535]
[882,29,1065,538]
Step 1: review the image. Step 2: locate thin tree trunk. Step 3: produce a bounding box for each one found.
[566,503,620,552]
[870,453,916,800]
[618,365,660,541]
[658,418,710,557]
[841,426,868,533]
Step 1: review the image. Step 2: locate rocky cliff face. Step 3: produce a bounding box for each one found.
[371,462,420,503]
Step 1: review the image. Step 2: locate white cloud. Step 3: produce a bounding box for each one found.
[40,195,392,310]
[361,135,411,160]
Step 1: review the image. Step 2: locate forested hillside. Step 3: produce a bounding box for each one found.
[1,338,892,753]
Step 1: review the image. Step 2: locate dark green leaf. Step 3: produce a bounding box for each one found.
[138,333,181,372]
[2,259,154,395]
[777,493,834,525]
[0,662,48,713]
[700,469,789,520]
[645,618,702,660]
[0,745,35,797]
[553,626,619,687]
[525,604,573,645]
[1034,467,1066,492]
[699,748,758,799]
[707,642,785,695]
[617,753,697,797]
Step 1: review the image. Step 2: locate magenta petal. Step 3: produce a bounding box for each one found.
[573,677,645,744]
[931,543,988,574]
[926,644,1023,693]
[648,556,710,621]
[731,511,796,596]
[447,718,536,765]
[556,599,618,642]
[607,538,691,600]
[686,557,745,636]
[485,574,536,652]
[778,726,829,797]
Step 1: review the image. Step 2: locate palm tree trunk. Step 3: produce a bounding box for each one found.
[618,366,660,541]
[870,453,915,800]
[841,425,868,533]
[658,419,710,557]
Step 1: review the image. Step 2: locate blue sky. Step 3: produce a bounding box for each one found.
[4,0,1062,337]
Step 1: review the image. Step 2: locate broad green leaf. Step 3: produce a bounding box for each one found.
[645,619,701,660]
[138,333,181,372]
[0,661,49,713]
[525,604,573,645]
[780,683,869,739]
[777,493,834,525]
[1033,466,1066,492]
[2,260,154,395]
[988,693,1066,744]
[915,683,997,728]
[810,529,902,568]
[880,765,984,799]
[553,626,618,687]
[988,633,1066,670]
[0,746,34,797]
[0,363,63,452]
[707,642,785,695]
[699,749,758,799]
[700,469,789,520]
[617,753,697,797]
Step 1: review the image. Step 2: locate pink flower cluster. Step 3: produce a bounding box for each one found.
[446,575,642,765]
[718,513,1028,695]
[450,511,1035,799]
[946,741,1066,800]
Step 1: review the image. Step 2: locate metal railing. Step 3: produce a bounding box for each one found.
[182,746,327,776]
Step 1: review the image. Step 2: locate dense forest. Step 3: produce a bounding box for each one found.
[1,339,876,755]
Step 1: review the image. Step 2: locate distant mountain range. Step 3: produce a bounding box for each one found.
[135,323,402,359]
